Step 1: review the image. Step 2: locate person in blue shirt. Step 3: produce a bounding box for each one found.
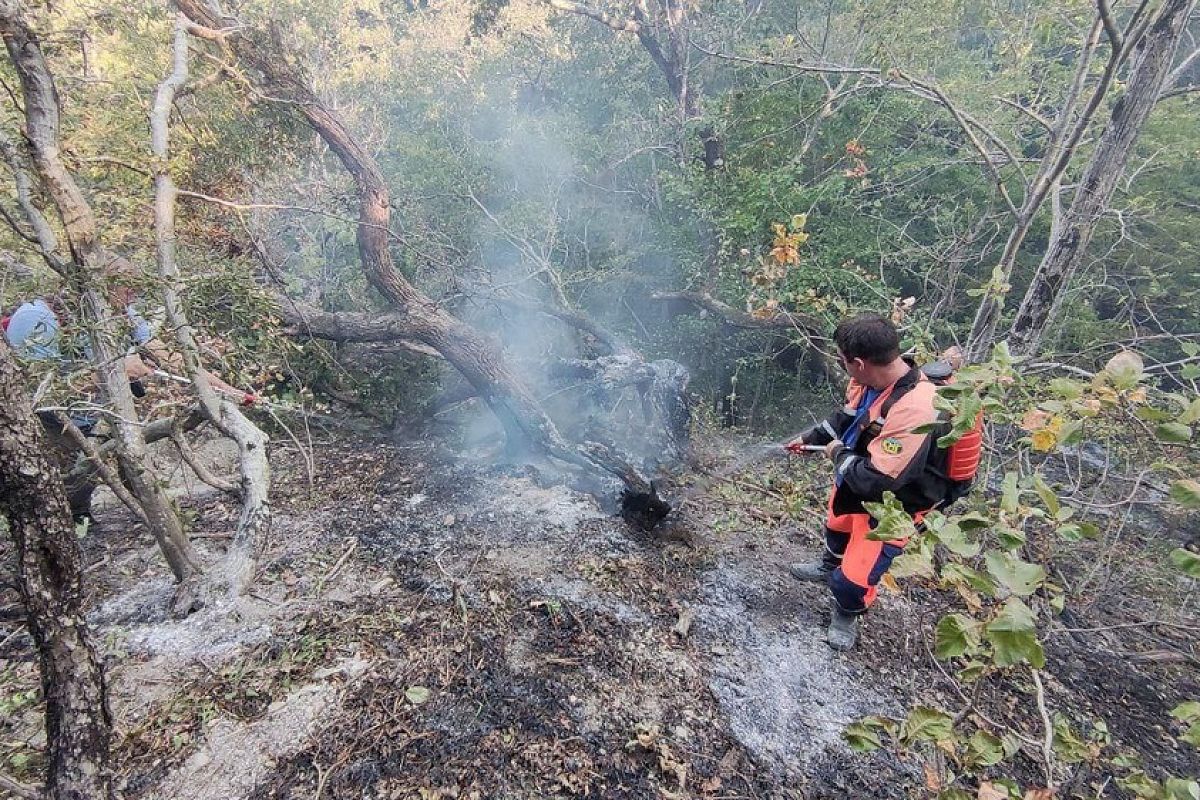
[4,281,255,518]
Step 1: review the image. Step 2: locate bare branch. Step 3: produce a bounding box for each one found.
[1161,43,1200,96]
[170,417,238,494]
[994,96,1053,133]
[690,42,1029,204]
[545,0,641,34]
[279,301,436,346]
[165,13,271,600]
[0,126,65,271]
[1097,0,1123,52]
[182,19,242,41]
[650,290,822,334]
[1158,82,1200,98]
[52,411,151,526]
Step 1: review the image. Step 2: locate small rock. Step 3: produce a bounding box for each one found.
[443,514,456,526]
[372,503,382,512]
[673,608,696,638]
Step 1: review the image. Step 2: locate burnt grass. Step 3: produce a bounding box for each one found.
[2,425,1197,798]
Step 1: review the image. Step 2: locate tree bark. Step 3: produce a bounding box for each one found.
[0,0,201,587]
[1005,0,1198,357]
[0,335,114,800]
[965,0,1159,360]
[155,12,269,600]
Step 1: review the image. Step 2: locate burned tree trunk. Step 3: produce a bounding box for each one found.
[175,2,658,485]
[1006,0,1198,357]
[0,336,114,800]
[0,0,201,589]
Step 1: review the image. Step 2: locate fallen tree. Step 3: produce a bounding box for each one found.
[174,0,684,502]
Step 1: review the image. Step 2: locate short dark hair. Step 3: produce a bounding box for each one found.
[834,314,900,365]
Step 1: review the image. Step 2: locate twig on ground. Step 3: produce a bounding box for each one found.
[1032,669,1055,789]
[0,772,41,799]
[316,539,358,596]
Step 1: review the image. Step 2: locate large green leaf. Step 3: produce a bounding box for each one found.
[891,539,936,579]
[1156,422,1194,443]
[1057,521,1099,542]
[842,715,896,752]
[1169,480,1200,509]
[965,729,1005,767]
[899,705,954,745]
[1047,377,1085,400]
[1179,397,1200,426]
[995,524,1027,549]
[1181,722,1200,748]
[933,522,980,557]
[985,551,1046,597]
[1163,779,1200,800]
[1031,473,1060,516]
[1001,471,1020,514]
[934,613,980,659]
[863,491,917,542]
[984,598,1045,669]
[1118,772,1163,799]
[1172,702,1200,722]
[842,721,884,752]
[940,562,998,596]
[1170,548,1200,578]
[1052,714,1091,763]
[1104,351,1144,389]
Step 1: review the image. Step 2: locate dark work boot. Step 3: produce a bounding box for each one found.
[788,557,836,583]
[827,603,860,651]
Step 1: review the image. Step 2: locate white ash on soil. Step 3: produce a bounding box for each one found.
[120,600,275,664]
[145,655,371,800]
[693,558,899,778]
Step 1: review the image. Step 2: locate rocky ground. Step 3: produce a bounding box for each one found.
[1,424,1197,799]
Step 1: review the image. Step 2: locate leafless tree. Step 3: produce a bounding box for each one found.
[1005,0,1200,357]
[173,0,662,494]
[545,0,724,168]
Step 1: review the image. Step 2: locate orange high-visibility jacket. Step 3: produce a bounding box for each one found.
[803,367,952,516]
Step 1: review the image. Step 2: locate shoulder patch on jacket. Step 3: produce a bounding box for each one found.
[881,437,903,455]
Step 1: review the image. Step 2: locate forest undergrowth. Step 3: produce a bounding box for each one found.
[2,412,1195,799]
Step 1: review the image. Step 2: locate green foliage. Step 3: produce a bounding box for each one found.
[844,350,1200,793]
[1169,480,1200,508]
[1170,549,1200,578]
[899,706,955,746]
[984,598,1045,669]
[1171,702,1200,748]
[934,613,980,659]
[863,491,918,542]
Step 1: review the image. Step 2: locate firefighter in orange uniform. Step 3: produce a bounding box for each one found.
[787,314,960,650]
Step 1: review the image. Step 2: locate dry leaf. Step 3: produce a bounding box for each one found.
[1024,790,1056,800]
[1020,409,1052,431]
[922,763,942,791]
[978,782,1007,800]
